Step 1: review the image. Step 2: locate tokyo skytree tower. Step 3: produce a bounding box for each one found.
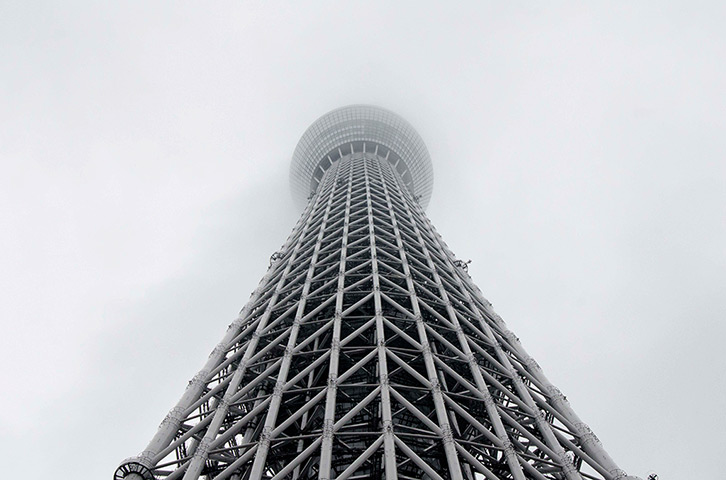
[115,105,639,480]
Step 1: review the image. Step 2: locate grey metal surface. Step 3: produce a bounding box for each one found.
[116,110,638,480]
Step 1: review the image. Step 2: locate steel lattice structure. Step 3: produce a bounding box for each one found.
[116,106,639,480]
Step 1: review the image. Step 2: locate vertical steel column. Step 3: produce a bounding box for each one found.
[371,156,464,479]
[400,192,580,479]
[247,162,341,479]
[364,156,399,479]
[175,181,327,480]
[318,157,353,479]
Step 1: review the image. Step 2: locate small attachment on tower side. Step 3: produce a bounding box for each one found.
[647,474,659,480]
[307,191,315,200]
[413,194,422,203]
[453,259,472,273]
[114,460,155,480]
[269,251,284,266]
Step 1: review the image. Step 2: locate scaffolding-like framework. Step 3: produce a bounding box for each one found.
[116,106,638,480]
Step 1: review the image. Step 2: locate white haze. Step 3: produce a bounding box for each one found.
[1,2,724,479]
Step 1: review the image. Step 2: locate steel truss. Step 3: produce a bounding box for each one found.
[117,118,638,480]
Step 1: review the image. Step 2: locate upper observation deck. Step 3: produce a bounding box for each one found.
[290,105,434,209]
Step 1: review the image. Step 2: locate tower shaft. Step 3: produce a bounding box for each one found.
[117,151,634,479]
[116,105,638,480]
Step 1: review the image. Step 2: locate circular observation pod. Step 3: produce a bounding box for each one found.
[290,105,434,209]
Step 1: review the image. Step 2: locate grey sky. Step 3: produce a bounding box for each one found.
[1,2,724,479]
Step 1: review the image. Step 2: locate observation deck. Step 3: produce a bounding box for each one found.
[290,105,434,209]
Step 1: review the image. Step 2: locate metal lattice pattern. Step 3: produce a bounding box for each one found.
[117,152,635,480]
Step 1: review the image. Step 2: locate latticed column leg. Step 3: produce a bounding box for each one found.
[117,146,638,480]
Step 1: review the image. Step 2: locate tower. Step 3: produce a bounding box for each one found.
[116,105,638,480]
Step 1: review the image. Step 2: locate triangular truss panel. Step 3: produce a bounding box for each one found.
[117,107,638,480]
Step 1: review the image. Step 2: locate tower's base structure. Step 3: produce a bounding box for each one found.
[116,106,639,480]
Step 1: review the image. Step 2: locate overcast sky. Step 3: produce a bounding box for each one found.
[1,2,724,479]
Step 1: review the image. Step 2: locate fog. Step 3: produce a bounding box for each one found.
[1,2,724,479]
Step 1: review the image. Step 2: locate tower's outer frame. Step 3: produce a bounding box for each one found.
[290,105,434,209]
[116,105,640,480]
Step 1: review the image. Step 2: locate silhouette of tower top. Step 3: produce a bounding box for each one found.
[290,105,434,209]
[116,105,639,480]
